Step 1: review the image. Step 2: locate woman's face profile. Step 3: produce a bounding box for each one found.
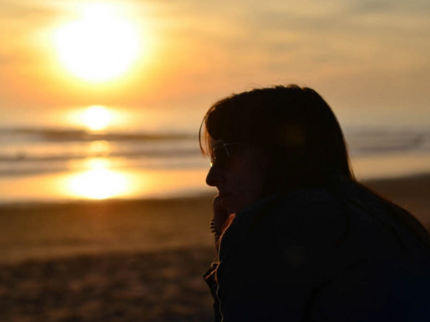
[206,138,265,215]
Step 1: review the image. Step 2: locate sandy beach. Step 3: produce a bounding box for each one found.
[364,174,430,228]
[0,175,429,321]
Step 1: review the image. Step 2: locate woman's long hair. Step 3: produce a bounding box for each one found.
[199,85,430,250]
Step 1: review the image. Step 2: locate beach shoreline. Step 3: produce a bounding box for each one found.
[1,173,429,264]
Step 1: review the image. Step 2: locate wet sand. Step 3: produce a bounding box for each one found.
[0,175,429,321]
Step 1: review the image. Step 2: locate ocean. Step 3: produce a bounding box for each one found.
[1,126,430,204]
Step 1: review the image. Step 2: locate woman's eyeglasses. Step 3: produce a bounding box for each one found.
[210,140,240,170]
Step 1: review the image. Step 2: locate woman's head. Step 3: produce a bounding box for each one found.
[200,85,354,214]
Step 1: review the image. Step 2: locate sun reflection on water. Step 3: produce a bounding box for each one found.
[88,140,111,157]
[67,158,131,199]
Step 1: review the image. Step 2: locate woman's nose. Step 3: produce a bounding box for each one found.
[206,165,223,187]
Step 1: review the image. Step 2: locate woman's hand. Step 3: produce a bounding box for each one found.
[213,195,230,234]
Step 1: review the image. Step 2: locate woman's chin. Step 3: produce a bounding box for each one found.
[221,196,233,209]
[221,196,250,215]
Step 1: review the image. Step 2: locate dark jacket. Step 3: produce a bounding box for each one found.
[203,185,430,321]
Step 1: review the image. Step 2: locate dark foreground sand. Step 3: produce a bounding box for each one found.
[0,197,216,322]
[0,247,214,322]
[0,175,429,322]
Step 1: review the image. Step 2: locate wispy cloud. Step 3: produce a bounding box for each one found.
[0,0,59,22]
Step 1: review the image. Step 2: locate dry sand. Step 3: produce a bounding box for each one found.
[0,175,429,321]
[364,174,430,228]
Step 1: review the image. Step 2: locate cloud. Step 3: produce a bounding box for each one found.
[347,0,430,15]
[0,0,59,21]
[0,54,14,65]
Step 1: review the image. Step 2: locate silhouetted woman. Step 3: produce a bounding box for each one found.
[200,85,430,321]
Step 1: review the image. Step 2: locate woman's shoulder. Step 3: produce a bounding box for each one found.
[270,184,430,260]
[267,187,349,249]
[270,185,391,243]
[272,187,347,227]
[281,186,340,204]
[272,184,391,230]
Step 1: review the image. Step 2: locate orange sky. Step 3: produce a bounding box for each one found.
[1,0,430,131]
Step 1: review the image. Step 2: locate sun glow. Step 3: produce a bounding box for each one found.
[54,3,140,82]
[82,105,113,131]
[67,159,130,199]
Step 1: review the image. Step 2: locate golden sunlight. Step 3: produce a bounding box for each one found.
[54,3,140,82]
[82,105,113,131]
[67,159,129,199]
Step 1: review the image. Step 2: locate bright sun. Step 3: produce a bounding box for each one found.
[82,105,113,131]
[54,3,140,82]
